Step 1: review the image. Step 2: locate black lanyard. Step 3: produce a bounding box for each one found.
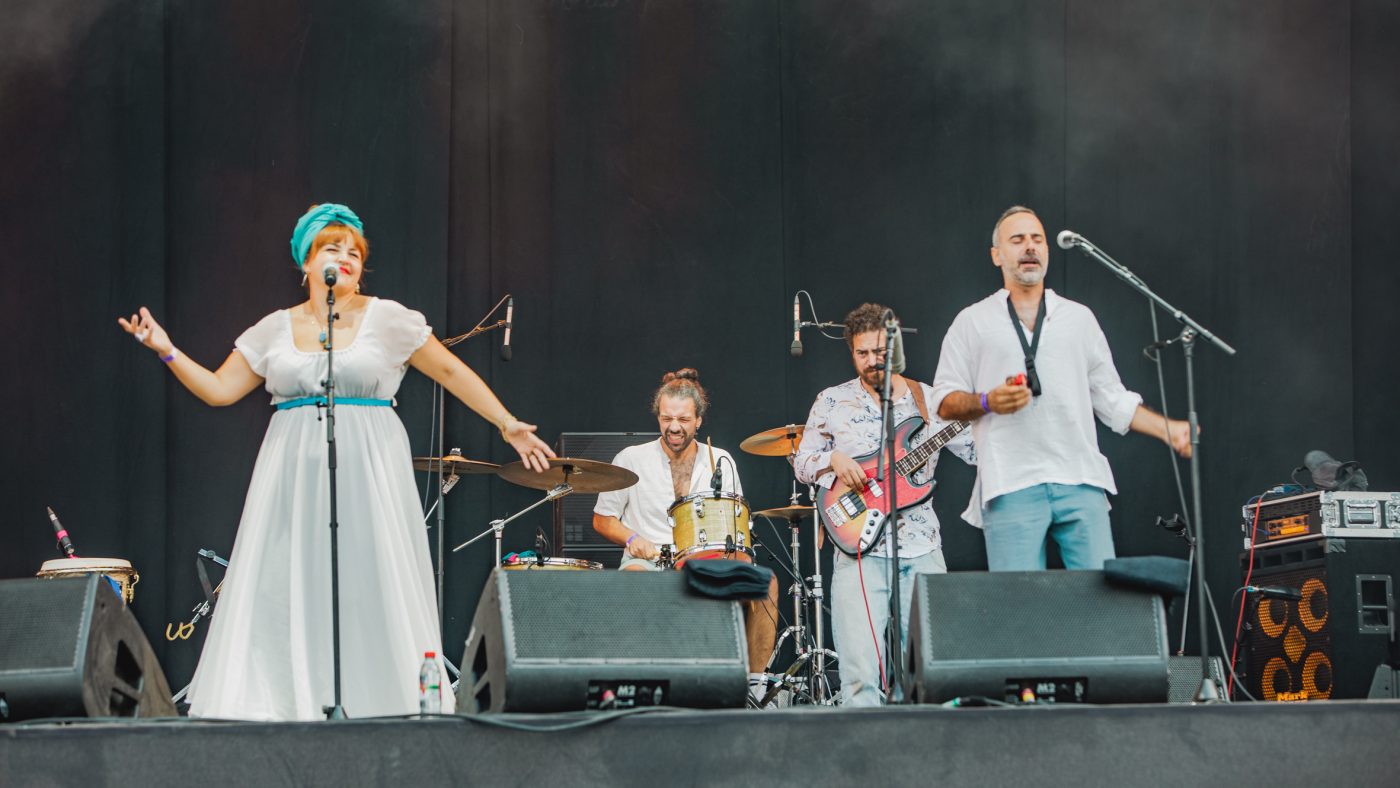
[1006,292,1045,396]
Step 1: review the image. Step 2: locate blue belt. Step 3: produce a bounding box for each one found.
[274,396,392,410]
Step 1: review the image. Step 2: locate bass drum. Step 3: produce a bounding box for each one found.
[667,492,753,568]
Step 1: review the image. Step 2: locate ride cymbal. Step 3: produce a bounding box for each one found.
[740,424,805,456]
[496,457,639,494]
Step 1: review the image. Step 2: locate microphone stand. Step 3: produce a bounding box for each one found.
[877,311,913,703]
[426,298,509,634]
[321,284,347,720]
[1063,236,1235,702]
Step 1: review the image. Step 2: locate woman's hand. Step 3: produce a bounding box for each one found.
[502,419,556,472]
[117,307,174,356]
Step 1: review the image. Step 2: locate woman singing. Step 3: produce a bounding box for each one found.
[118,203,553,720]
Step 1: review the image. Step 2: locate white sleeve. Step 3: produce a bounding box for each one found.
[233,311,284,377]
[593,449,633,519]
[373,299,433,367]
[1086,316,1142,434]
[930,310,977,413]
[793,393,836,487]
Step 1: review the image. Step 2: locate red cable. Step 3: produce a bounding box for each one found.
[855,544,887,693]
[1228,492,1266,697]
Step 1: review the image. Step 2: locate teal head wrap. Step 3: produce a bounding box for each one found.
[290,203,365,269]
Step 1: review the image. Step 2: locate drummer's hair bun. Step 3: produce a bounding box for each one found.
[662,367,701,385]
[653,367,709,417]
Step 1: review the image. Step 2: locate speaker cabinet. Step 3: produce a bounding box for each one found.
[552,432,659,568]
[458,569,747,713]
[0,575,176,720]
[1240,537,1400,701]
[907,570,1169,704]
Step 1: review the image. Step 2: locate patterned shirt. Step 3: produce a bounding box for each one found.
[793,378,975,558]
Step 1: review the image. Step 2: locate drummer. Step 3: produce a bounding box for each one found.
[592,368,779,703]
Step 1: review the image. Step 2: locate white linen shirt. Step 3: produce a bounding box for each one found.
[793,379,976,558]
[930,289,1141,527]
[593,439,744,548]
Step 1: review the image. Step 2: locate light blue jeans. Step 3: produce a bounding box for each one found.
[830,550,946,707]
[981,483,1116,571]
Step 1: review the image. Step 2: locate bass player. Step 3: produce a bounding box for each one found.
[792,303,975,707]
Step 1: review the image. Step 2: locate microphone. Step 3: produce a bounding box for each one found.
[1247,584,1303,601]
[47,506,77,558]
[790,294,803,357]
[501,296,514,361]
[1303,450,1368,492]
[1056,230,1084,250]
[888,322,907,375]
[711,464,724,495]
[321,262,339,286]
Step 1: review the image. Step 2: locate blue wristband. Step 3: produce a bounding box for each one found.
[626,533,638,546]
[979,392,990,413]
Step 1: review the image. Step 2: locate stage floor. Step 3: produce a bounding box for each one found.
[3,700,1398,787]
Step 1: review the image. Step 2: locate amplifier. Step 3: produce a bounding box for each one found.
[1238,537,1400,700]
[552,432,659,568]
[1242,491,1400,549]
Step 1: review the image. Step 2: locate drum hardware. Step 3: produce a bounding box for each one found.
[757,503,837,705]
[416,449,498,523]
[453,483,573,565]
[163,548,230,705]
[455,457,639,565]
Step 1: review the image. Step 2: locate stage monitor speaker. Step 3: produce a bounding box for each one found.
[1239,537,1400,701]
[907,570,1169,704]
[458,569,747,713]
[553,432,659,568]
[0,575,176,721]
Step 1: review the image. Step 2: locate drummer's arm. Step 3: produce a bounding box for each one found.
[592,514,660,560]
[409,336,554,472]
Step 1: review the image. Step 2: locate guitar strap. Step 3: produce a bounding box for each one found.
[900,375,930,424]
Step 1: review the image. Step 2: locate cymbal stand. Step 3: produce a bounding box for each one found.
[452,482,573,564]
[764,479,839,705]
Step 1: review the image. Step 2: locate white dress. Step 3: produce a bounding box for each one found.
[187,297,455,720]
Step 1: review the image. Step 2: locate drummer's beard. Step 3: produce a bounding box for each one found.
[663,428,695,455]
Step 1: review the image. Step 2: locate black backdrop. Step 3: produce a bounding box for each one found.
[2,0,1396,694]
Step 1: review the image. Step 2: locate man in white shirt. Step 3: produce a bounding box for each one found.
[793,304,976,706]
[592,369,779,691]
[930,205,1192,572]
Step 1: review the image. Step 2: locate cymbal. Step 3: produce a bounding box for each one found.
[740,424,805,456]
[412,454,500,475]
[755,505,816,521]
[496,457,639,494]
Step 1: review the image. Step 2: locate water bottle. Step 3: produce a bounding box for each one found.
[419,651,442,714]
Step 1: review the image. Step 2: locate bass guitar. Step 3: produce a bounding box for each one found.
[815,416,970,556]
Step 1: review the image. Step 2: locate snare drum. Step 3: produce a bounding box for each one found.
[37,557,140,604]
[668,492,753,568]
[500,555,602,571]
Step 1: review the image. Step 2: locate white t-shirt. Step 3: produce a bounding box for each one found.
[930,289,1141,527]
[593,439,744,548]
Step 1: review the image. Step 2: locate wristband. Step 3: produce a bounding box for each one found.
[626,533,638,547]
[161,349,179,364]
[979,392,990,413]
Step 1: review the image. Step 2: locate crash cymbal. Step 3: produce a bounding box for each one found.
[740,424,805,456]
[496,457,639,494]
[412,454,500,475]
[755,505,816,521]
